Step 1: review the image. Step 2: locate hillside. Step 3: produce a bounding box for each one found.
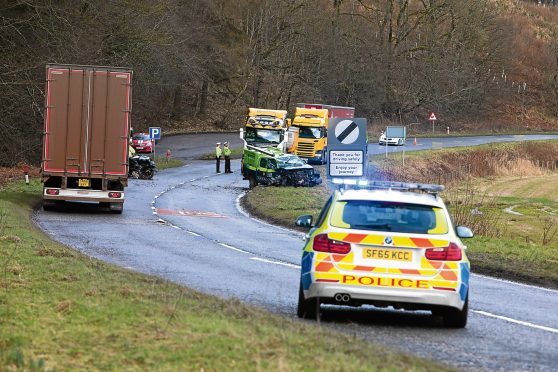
[0,0,557,166]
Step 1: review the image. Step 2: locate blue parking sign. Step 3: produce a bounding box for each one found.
[149,127,161,140]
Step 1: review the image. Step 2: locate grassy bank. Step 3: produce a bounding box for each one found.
[0,181,441,370]
[154,155,184,170]
[245,142,558,288]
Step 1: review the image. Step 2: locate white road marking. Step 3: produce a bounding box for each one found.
[171,225,180,230]
[250,257,300,269]
[473,310,558,335]
[187,231,201,237]
[218,242,250,254]
[471,273,558,294]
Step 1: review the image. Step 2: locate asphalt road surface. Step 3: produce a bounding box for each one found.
[35,134,558,371]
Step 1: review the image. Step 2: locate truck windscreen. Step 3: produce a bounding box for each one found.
[245,128,282,144]
[297,127,323,139]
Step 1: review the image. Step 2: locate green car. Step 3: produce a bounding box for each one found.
[241,146,322,189]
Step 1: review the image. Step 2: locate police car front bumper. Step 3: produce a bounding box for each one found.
[305,282,464,310]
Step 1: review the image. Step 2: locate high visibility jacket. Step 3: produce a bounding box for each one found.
[223,147,231,157]
[215,147,222,157]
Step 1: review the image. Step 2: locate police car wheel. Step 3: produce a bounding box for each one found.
[441,295,468,328]
[297,282,318,320]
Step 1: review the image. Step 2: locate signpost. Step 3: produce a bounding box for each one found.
[428,112,437,133]
[327,118,368,179]
[385,126,407,164]
[149,127,161,157]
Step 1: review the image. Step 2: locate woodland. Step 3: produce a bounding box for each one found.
[1,0,557,166]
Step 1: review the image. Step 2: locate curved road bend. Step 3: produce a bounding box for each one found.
[35,134,558,371]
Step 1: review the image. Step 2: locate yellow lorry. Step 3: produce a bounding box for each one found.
[291,103,355,164]
[240,108,297,152]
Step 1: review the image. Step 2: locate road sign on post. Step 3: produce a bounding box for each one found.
[327,118,368,179]
[149,127,161,156]
[385,126,407,163]
[149,127,161,140]
[428,112,437,133]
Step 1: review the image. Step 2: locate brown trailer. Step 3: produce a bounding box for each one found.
[41,64,132,213]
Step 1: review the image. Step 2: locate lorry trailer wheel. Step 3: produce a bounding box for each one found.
[42,200,57,211]
[109,203,123,214]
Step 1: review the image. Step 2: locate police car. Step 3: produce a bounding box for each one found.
[378,132,405,146]
[295,180,473,328]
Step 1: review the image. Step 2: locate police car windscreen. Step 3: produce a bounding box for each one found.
[330,200,448,235]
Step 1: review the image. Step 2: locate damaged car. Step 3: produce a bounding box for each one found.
[241,146,322,189]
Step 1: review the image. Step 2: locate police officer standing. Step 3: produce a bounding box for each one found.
[223,142,233,173]
[215,142,222,173]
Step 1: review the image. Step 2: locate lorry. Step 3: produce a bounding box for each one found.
[291,103,355,164]
[240,108,320,188]
[41,64,133,213]
[240,108,297,153]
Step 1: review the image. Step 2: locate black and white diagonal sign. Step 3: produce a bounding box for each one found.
[334,120,359,144]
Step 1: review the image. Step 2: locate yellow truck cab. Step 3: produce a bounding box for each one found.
[241,108,297,153]
[291,108,329,164]
[291,103,355,164]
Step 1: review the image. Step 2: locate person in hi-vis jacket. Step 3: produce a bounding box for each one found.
[223,142,233,173]
[215,142,222,173]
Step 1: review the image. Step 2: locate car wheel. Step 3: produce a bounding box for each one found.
[249,176,257,189]
[141,168,154,180]
[439,295,468,328]
[297,281,319,320]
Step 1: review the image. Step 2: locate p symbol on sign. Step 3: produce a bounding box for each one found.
[149,127,161,140]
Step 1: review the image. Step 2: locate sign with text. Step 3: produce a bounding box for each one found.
[329,163,364,177]
[330,150,363,164]
[328,118,368,179]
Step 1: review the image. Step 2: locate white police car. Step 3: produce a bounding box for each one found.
[295,180,473,328]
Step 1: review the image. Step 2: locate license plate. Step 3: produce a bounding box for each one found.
[78,178,90,188]
[363,248,413,262]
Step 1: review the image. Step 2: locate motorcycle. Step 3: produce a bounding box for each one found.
[129,155,156,180]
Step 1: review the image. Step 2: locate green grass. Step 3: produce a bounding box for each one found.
[199,147,243,160]
[154,156,184,170]
[243,185,330,230]
[0,180,442,370]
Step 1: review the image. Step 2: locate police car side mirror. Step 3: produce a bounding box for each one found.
[296,215,313,228]
[456,225,474,239]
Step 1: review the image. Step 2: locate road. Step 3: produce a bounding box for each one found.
[35,134,558,371]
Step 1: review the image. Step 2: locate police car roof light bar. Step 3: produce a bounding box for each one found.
[332,178,444,194]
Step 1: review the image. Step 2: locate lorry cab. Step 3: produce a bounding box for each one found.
[291,108,329,164]
[292,103,355,164]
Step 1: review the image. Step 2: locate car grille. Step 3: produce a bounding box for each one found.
[296,142,315,157]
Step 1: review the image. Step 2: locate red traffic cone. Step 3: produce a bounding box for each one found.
[413,137,417,146]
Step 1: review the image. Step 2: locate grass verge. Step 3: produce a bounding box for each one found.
[154,155,184,170]
[0,180,442,370]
